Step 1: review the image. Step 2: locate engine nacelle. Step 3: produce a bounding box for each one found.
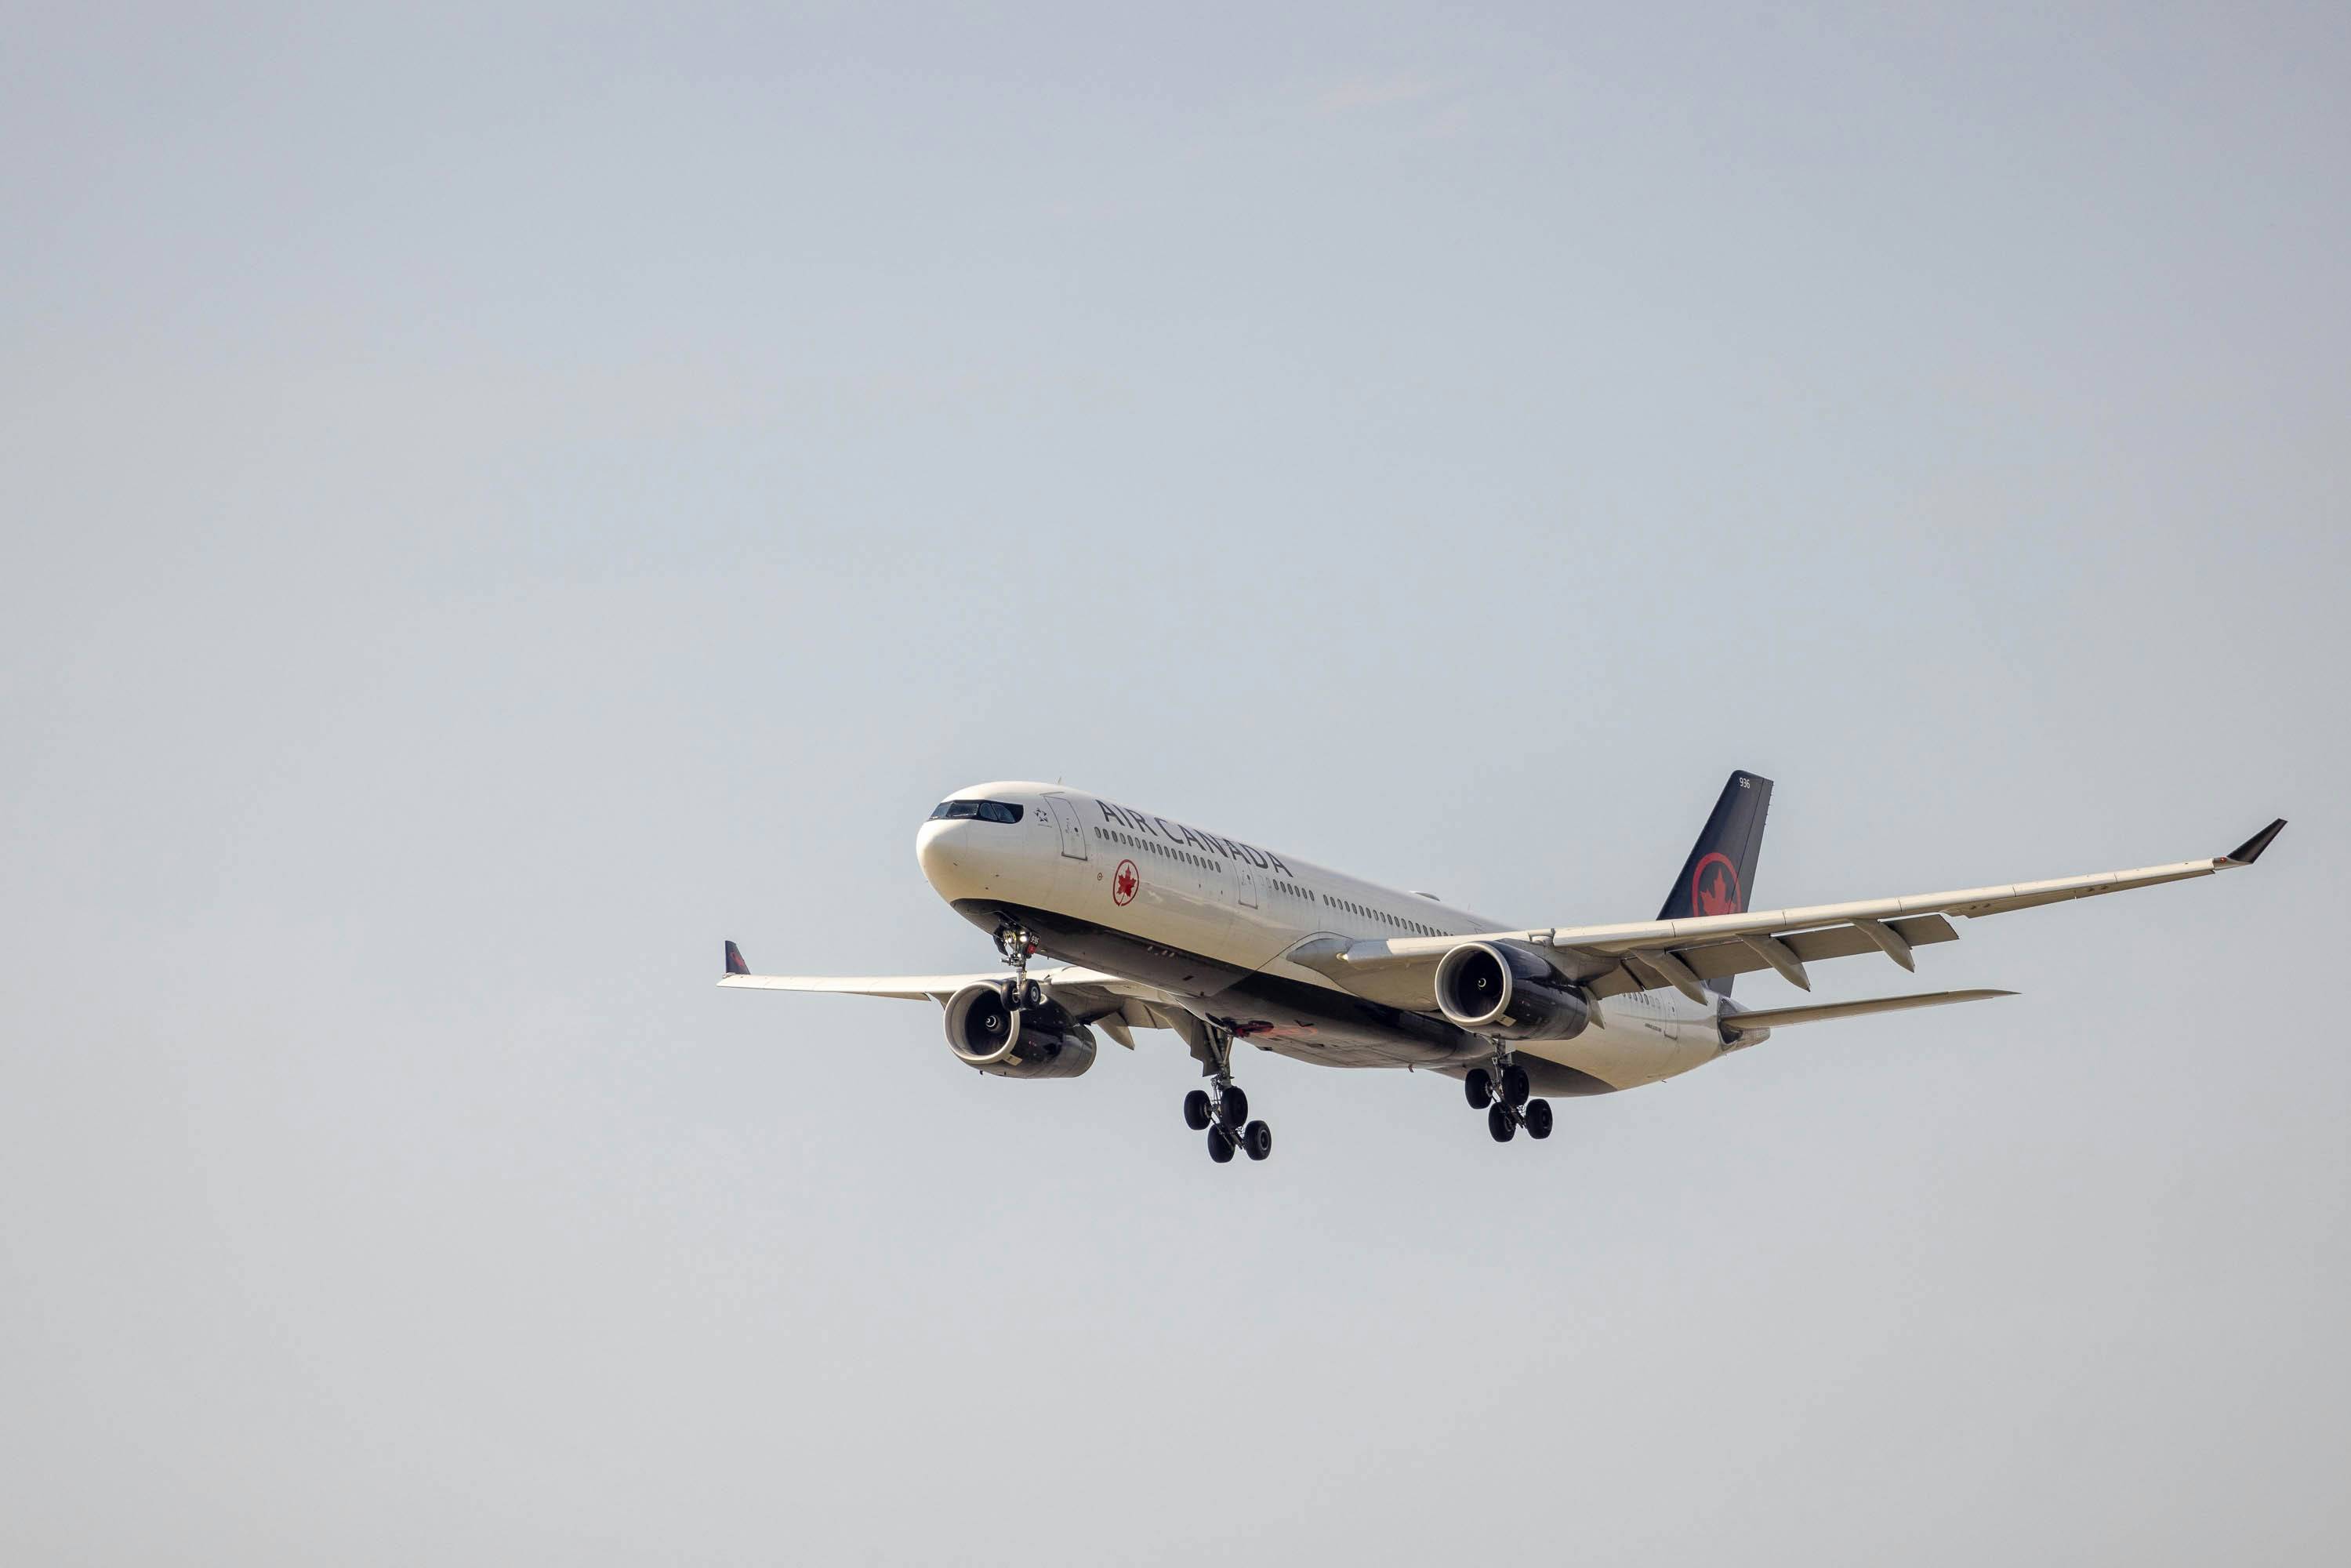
[1433,941,1592,1040]
[942,982,1097,1080]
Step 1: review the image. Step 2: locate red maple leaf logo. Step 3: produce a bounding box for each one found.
[1112,860,1139,906]
[1691,851,1741,916]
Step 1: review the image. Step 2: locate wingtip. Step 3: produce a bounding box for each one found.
[724,938,749,975]
[2221,818,2287,866]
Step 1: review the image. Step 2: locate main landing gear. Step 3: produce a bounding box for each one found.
[1464,1055,1552,1144]
[1183,1024,1272,1163]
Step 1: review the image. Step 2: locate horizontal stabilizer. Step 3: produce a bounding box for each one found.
[1723,988,2014,1034]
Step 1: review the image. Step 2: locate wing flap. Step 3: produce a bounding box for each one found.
[1620,913,1961,993]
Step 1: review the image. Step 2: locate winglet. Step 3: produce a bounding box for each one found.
[724,939,749,975]
[2221,818,2287,866]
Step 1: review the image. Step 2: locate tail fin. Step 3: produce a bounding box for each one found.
[1660,771,1773,993]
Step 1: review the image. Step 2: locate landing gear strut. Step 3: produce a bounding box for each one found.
[992,922,1041,1011]
[1185,1022,1272,1163]
[1466,1048,1551,1144]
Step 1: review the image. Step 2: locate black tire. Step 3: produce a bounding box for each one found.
[1524,1098,1554,1140]
[1243,1120,1272,1161]
[1488,1104,1515,1142]
[1220,1085,1249,1127]
[1183,1088,1213,1131]
[1501,1064,1531,1109]
[1207,1125,1236,1163]
[1023,979,1045,1009]
[1464,1067,1493,1109]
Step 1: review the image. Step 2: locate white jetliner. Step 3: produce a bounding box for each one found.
[722,775,2284,1163]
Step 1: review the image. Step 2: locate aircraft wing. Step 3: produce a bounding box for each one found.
[719,971,1013,1001]
[715,941,1188,1047]
[1293,818,2286,1008]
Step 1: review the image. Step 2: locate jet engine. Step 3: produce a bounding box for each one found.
[1433,941,1591,1040]
[942,982,1097,1080]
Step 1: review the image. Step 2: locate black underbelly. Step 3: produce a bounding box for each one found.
[954,898,1475,1064]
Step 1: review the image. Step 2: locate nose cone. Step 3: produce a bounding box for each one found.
[916,817,987,902]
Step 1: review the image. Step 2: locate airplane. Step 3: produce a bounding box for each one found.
[720,774,2285,1163]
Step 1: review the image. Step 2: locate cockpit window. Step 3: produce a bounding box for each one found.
[927,799,1024,824]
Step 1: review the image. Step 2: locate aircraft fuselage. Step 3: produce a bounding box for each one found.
[916,782,1729,1094]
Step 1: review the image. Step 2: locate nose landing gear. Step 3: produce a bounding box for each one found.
[989,921,1052,1014]
[1466,1052,1552,1144]
[993,923,1038,991]
[1184,1024,1272,1163]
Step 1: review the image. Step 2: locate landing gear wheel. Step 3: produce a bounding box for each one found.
[1488,1104,1516,1142]
[1243,1120,1272,1161]
[1501,1064,1531,1109]
[1183,1089,1213,1131]
[1524,1098,1554,1140]
[1219,1085,1249,1127]
[1207,1125,1237,1163]
[1464,1067,1493,1109]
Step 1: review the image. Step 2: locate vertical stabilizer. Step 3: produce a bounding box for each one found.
[1659,771,1773,992]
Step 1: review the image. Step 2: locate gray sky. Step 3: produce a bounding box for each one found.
[4,3,2346,1563]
